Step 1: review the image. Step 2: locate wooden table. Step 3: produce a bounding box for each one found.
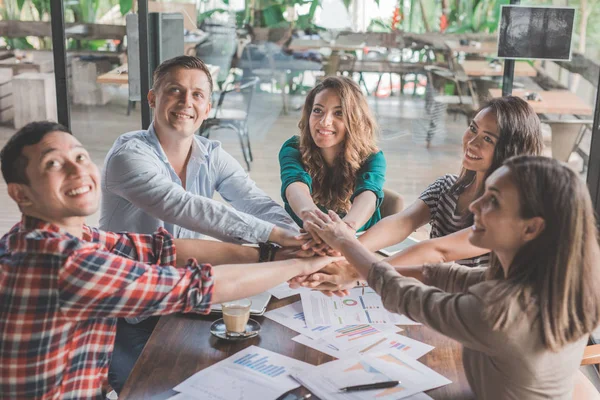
[97,63,220,89]
[489,88,593,116]
[0,55,54,75]
[288,38,365,76]
[462,60,537,77]
[445,40,497,56]
[490,88,594,162]
[120,296,474,399]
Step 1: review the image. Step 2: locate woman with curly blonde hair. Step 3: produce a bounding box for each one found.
[279,76,391,251]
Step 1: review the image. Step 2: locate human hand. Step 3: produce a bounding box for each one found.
[274,246,314,260]
[302,210,357,253]
[268,226,311,247]
[298,260,359,291]
[299,209,328,250]
[300,255,344,277]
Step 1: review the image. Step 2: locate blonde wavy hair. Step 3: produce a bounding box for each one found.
[298,76,379,213]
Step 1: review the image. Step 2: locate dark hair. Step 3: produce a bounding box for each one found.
[297,76,378,212]
[484,155,600,350]
[452,96,543,225]
[0,121,71,184]
[152,55,213,95]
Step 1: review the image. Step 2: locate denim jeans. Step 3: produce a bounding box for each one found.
[108,316,160,394]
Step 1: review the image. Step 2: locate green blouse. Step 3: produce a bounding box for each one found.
[278,136,386,232]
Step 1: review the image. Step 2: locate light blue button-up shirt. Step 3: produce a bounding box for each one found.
[100,124,299,243]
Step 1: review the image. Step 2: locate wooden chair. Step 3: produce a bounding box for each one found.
[575,344,600,399]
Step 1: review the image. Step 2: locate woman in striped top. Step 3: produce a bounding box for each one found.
[358,96,544,268]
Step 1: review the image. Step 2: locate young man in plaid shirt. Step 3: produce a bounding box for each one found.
[0,121,336,400]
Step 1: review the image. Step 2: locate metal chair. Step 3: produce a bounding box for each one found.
[244,42,289,114]
[199,76,260,171]
[423,65,477,147]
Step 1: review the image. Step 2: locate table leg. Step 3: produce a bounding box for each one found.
[325,51,340,76]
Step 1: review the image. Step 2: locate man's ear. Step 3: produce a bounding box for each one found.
[523,216,545,243]
[202,101,212,120]
[7,183,33,208]
[148,89,156,109]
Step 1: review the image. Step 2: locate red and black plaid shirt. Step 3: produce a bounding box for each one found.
[0,216,213,399]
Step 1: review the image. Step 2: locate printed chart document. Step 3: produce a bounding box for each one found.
[268,283,313,299]
[361,333,434,359]
[173,346,310,399]
[301,288,419,327]
[294,351,451,400]
[264,301,334,339]
[292,331,430,361]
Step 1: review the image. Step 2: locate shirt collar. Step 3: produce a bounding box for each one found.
[145,123,210,163]
[144,123,170,163]
[20,214,93,241]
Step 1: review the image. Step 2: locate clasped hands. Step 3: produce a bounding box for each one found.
[289,209,362,297]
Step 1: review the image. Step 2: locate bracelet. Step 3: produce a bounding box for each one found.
[258,242,281,262]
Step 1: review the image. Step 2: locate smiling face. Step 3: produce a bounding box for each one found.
[309,88,347,159]
[8,131,100,226]
[468,165,545,269]
[148,67,212,139]
[462,108,499,173]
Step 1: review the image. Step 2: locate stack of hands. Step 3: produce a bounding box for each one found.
[280,210,366,297]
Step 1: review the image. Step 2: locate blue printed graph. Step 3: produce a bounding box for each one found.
[294,312,330,332]
[293,312,305,321]
[233,353,287,378]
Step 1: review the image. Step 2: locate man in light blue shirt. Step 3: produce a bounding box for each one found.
[102,56,308,393]
[100,57,301,245]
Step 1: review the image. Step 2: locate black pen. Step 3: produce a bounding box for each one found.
[339,380,400,392]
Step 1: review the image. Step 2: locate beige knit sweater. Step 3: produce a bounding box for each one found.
[367,262,588,400]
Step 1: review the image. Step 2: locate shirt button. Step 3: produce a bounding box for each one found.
[363,173,370,179]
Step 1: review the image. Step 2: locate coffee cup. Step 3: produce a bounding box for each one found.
[221,298,251,335]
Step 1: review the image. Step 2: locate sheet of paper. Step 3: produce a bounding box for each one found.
[174,346,311,400]
[293,351,451,400]
[264,301,334,339]
[317,324,401,351]
[301,287,419,327]
[268,283,313,299]
[361,333,434,360]
[291,323,404,359]
[293,334,348,358]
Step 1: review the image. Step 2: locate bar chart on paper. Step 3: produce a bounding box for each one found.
[174,346,310,400]
[264,302,333,339]
[294,312,331,333]
[233,353,288,378]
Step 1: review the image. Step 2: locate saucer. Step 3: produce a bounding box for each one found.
[210,318,261,341]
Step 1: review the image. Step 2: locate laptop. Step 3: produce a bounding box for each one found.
[377,236,420,257]
[211,291,272,316]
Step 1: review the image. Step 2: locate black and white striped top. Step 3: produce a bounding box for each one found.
[419,174,490,268]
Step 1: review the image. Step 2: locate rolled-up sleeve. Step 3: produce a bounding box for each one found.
[351,151,386,207]
[104,141,275,243]
[58,239,214,320]
[367,261,503,354]
[279,136,313,204]
[422,262,488,293]
[213,145,300,233]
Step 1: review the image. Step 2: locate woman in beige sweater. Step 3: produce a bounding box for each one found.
[303,155,600,399]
